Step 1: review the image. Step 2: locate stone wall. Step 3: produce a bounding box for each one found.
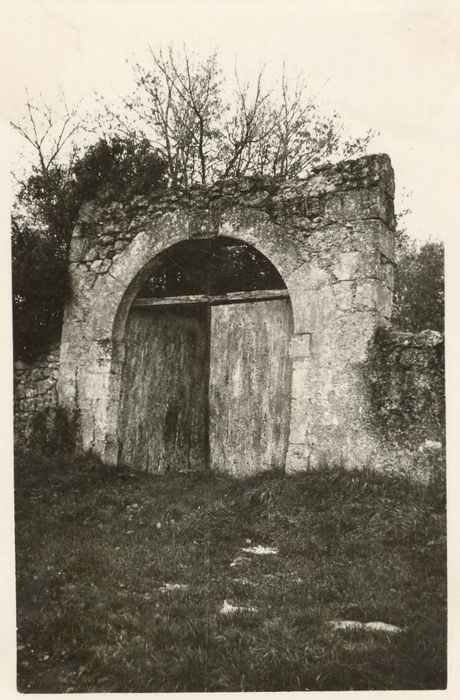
[364,327,445,479]
[69,153,395,279]
[14,345,60,447]
[13,151,445,478]
[57,152,396,471]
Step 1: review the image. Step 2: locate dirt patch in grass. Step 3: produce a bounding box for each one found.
[15,450,446,692]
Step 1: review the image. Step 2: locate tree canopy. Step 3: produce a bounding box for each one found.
[12,130,166,359]
[100,47,373,186]
[392,237,444,335]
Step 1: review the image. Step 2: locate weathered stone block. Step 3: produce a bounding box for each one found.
[332,251,362,281]
[332,281,355,311]
[325,188,394,228]
[289,334,312,359]
[290,283,336,335]
[354,281,379,310]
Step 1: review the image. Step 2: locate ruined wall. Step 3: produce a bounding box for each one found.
[12,152,446,477]
[14,345,60,447]
[364,327,445,479]
[57,153,396,472]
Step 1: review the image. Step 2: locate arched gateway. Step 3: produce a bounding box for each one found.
[117,238,293,475]
[58,154,396,473]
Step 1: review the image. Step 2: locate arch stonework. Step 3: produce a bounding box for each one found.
[58,154,395,472]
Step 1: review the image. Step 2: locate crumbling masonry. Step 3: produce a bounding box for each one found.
[13,154,445,476]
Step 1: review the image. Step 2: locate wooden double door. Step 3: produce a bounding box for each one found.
[117,295,292,475]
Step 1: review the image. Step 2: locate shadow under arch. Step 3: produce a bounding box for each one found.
[107,235,294,472]
[111,234,292,346]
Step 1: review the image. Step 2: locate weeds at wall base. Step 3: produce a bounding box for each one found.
[22,407,82,459]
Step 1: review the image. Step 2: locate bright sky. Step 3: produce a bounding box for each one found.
[1,1,459,244]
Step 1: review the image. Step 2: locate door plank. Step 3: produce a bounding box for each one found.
[209,299,292,475]
[117,306,208,473]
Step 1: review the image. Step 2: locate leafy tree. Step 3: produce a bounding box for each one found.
[72,135,167,202]
[11,105,166,359]
[392,237,444,334]
[12,219,71,359]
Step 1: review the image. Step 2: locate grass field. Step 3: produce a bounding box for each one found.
[15,450,447,692]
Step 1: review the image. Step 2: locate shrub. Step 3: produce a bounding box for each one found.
[12,136,166,359]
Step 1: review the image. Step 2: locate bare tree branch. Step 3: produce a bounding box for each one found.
[96,47,374,185]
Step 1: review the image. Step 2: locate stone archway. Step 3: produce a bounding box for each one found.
[59,206,305,468]
[115,237,294,475]
[57,154,396,472]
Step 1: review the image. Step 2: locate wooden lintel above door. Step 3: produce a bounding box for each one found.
[132,288,289,308]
